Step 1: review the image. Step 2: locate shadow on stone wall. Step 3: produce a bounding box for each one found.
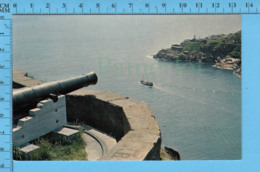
[66,89,161,160]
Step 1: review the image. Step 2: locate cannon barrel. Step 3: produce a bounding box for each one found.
[13,72,97,111]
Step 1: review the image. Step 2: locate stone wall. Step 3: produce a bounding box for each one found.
[66,90,130,141]
[66,89,161,160]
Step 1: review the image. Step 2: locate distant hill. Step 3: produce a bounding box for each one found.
[153,31,241,77]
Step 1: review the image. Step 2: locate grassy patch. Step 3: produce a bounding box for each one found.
[183,42,201,52]
[27,75,35,79]
[24,73,35,79]
[13,146,24,160]
[13,128,87,160]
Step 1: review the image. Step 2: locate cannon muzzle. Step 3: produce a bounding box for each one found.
[13,72,97,111]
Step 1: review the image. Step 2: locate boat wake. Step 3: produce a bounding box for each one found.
[153,83,213,106]
[152,83,235,113]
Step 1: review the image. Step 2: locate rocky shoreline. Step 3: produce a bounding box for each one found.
[213,56,241,77]
[160,146,181,160]
[153,31,241,77]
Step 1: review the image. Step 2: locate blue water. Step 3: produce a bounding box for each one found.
[13,15,241,160]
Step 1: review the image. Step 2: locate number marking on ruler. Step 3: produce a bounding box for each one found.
[0,2,12,170]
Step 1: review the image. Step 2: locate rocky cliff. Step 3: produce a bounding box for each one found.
[153,31,241,77]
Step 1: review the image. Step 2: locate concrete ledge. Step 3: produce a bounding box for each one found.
[101,131,161,160]
[13,70,42,88]
[51,127,80,144]
[66,89,161,160]
[19,143,40,160]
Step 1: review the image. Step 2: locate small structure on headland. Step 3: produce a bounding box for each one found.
[13,70,179,160]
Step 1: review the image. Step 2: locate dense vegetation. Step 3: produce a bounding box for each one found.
[154,30,241,61]
[13,128,87,160]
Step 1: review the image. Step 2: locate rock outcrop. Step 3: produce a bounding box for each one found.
[160,146,181,160]
[213,56,241,77]
[153,31,241,77]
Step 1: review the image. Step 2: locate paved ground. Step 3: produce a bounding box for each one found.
[82,133,103,160]
[83,124,117,154]
[66,124,117,160]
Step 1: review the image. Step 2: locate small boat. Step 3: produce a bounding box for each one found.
[140,80,153,87]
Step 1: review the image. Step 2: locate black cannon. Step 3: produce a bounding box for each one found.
[13,71,97,113]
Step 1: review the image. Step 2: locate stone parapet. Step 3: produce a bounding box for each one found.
[66,89,161,160]
[66,90,130,141]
